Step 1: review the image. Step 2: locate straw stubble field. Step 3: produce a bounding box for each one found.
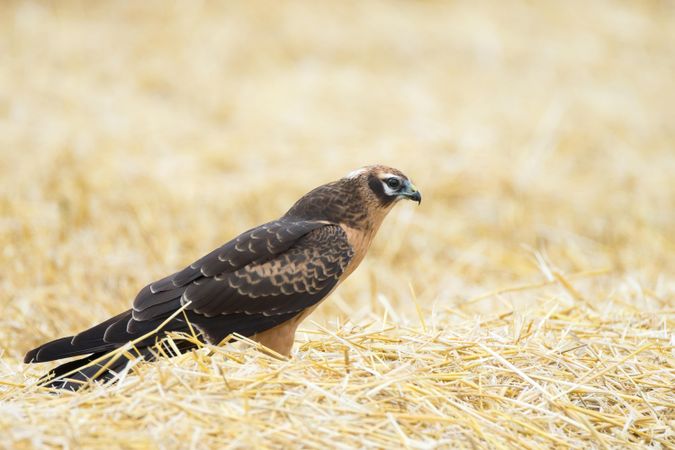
[0,1,673,448]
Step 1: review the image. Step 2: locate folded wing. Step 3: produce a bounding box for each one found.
[138,224,354,344]
[25,219,353,364]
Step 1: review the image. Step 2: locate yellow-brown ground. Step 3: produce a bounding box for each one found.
[0,1,673,448]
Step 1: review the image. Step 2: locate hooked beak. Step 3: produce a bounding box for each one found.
[401,181,422,204]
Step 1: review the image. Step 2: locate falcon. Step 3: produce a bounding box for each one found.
[25,165,421,390]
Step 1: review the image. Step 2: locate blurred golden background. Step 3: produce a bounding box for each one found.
[0,1,673,447]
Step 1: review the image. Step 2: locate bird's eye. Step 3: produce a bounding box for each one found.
[385,177,401,189]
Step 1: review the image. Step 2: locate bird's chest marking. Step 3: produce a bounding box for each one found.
[341,224,375,277]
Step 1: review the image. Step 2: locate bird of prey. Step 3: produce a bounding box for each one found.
[25,165,421,390]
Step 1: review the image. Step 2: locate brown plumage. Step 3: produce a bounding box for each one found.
[25,165,421,390]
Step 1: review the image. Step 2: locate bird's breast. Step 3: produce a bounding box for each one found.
[340,224,377,278]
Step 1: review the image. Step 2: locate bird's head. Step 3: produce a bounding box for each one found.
[345,165,422,207]
[284,165,421,229]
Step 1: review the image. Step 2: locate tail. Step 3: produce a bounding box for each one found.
[25,310,197,391]
[36,350,146,391]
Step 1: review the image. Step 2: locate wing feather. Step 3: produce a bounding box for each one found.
[25,220,355,371]
[182,225,353,318]
[133,219,328,316]
[129,224,353,344]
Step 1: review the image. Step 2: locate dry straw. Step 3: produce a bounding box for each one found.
[1,1,674,448]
